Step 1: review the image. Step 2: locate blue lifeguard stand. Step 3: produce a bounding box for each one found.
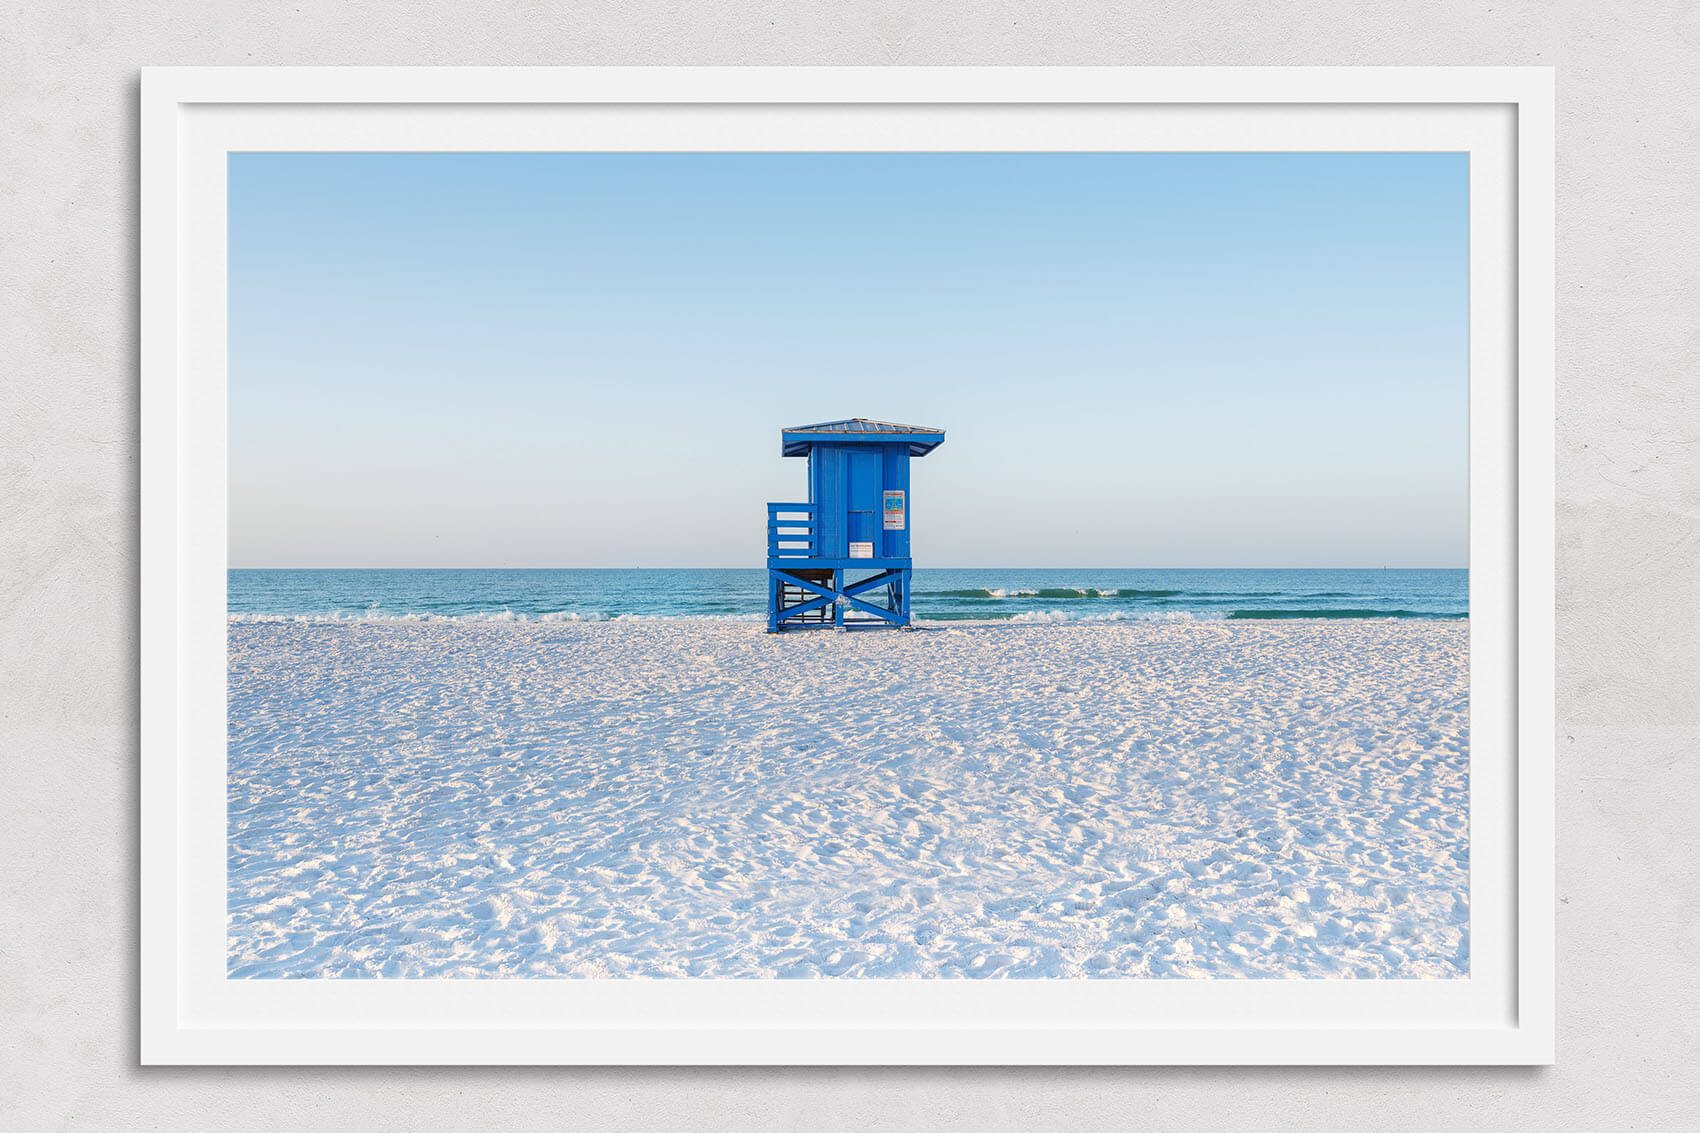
[766,418,945,632]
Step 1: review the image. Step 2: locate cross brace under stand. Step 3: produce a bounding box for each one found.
[767,566,910,631]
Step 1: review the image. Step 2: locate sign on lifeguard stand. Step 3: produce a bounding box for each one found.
[765,418,945,631]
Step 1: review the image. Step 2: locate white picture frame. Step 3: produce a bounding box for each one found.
[140,66,1555,1065]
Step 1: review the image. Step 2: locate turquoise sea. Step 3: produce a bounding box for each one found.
[228,568,1467,623]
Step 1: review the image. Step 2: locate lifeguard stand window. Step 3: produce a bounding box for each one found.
[766,418,944,631]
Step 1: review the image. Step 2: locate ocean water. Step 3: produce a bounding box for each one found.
[228,568,1467,623]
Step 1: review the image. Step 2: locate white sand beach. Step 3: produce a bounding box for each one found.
[227,619,1469,979]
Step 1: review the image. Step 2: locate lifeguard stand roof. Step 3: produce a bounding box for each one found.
[781,418,946,458]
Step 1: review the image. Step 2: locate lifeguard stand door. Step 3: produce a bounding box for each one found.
[846,449,880,557]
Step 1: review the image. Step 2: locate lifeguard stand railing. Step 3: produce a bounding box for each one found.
[767,502,817,559]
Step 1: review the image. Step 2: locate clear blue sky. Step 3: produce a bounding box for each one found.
[229,151,1467,568]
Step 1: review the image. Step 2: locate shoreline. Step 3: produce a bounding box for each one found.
[226,612,1469,626]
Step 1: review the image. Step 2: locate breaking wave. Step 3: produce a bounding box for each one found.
[919,609,1225,623]
[919,587,1183,600]
[918,607,1465,623]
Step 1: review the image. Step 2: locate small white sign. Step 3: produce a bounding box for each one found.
[849,542,874,559]
[883,490,906,531]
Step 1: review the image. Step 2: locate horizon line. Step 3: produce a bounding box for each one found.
[228,564,1470,572]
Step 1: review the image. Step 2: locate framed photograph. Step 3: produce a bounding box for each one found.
[140,66,1555,1065]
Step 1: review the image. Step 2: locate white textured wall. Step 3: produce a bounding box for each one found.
[3,3,1696,1128]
